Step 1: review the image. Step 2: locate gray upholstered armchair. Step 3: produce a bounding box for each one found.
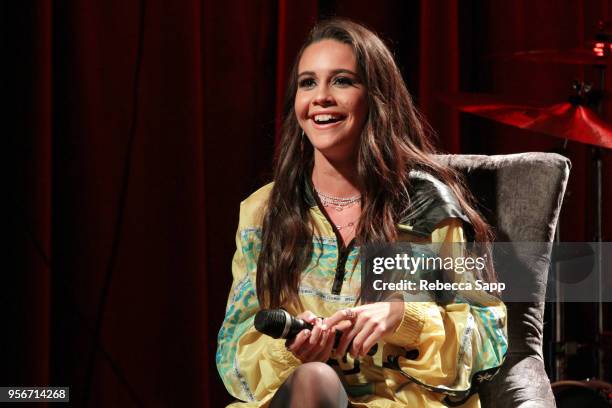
[437,153,571,408]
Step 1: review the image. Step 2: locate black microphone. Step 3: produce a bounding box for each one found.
[254,309,378,356]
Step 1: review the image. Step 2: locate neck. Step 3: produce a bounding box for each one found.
[311,150,361,197]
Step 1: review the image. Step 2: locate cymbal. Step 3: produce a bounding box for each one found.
[441,93,612,149]
[488,48,609,66]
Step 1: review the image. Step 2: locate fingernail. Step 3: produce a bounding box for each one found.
[321,323,327,330]
[304,330,311,337]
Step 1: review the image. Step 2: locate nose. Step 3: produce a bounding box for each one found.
[313,84,335,107]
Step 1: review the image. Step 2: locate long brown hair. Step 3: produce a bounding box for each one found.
[256,18,495,309]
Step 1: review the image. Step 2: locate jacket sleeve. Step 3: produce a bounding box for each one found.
[384,218,508,404]
[216,208,302,404]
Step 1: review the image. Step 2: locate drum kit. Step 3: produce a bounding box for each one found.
[442,21,612,407]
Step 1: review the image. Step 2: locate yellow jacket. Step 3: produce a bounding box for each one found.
[217,178,507,407]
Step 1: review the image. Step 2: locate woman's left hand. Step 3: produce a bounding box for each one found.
[324,302,404,358]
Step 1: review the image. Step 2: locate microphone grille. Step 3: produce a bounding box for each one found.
[254,309,287,338]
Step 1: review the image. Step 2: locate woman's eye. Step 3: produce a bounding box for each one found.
[298,78,316,88]
[333,76,354,86]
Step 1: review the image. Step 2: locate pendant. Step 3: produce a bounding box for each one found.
[336,222,355,231]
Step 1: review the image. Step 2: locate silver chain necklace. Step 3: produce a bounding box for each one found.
[315,189,362,212]
[335,220,357,231]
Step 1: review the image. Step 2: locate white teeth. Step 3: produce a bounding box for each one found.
[314,114,341,123]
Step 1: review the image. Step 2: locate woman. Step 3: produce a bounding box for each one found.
[217,19,507,407]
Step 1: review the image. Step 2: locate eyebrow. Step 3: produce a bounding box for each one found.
[297,69,359,78]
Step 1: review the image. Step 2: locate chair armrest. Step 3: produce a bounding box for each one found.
[479,353,555,408]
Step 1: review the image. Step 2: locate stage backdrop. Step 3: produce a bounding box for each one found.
[5,1,611,407]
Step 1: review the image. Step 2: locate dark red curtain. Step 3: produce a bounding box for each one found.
[5,1,611,407]
[8,1,208,406]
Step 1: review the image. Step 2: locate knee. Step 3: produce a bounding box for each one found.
[292,362,341,388]
[275,363,347,408]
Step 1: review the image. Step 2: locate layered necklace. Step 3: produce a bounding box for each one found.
[315,189,361,231]
[315,189,362,212]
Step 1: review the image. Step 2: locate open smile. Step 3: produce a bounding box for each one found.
[310,113,347,129]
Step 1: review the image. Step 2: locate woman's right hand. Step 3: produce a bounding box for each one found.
[285,311,336,363]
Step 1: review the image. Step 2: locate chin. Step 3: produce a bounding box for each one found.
[310,140,357,161]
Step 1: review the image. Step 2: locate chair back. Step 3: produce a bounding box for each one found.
[437,153,571,408]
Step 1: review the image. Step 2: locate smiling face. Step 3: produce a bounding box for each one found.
[294,40,368,161]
